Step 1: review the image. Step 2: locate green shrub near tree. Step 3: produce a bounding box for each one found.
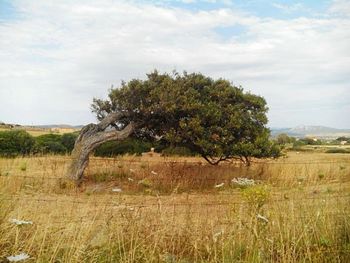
[276,133,292,145]
[34,134,67,154]
[94,138,152,157]
[336,137,350,143]
[325,148,350,154]
[34,133,79,154]
[0,130,79,156]
[0,129,195,157]
[0,130,35,157]
[161,146,195,156]
[61,132,79,152]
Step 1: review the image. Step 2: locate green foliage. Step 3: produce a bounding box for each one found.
[293,140,306,147]
[92,70,280,165]
[242,185,270,210]
[296,137,323,146]
[336,136,350,143]
[161,146,195,156]
[0,131,78,156]
[318,173,325,179]
[34,134,67,154]
[19,162,27,172]
[138,178,152,188]
[0,130,35,157]
[61,133,78,152]
[33,133,78,154]
[276,133,294,145]
[291,138,326,151]
[151,139,196,156]
[232,130,281,165]
[325,148,350,154]
[94,138,152,157]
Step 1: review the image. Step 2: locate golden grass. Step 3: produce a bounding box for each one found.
[0,152,349,262]
[0,127,78,137]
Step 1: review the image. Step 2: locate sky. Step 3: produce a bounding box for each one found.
[0,0,349,128]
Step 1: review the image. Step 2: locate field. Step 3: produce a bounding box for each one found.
[0,126,78,137]
[0,152,349,262]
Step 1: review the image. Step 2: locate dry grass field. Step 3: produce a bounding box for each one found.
[0,152,349,262]
[0,127,78,137]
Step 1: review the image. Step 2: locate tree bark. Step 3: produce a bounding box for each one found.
[67,113,134,185]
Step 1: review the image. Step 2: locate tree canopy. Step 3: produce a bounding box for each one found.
[91,71,280,165]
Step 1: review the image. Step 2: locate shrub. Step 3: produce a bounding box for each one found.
[289,146,313,152]
[19,162,27,172]
[325,148,350,154]
[94,138,152,157]
[276,133,293,145]
[60,133,78,152]
[242,185,270,210]
[161,146,195,156]
[318,173,325,179]
[0,130,35,157]
[34,134,67,154]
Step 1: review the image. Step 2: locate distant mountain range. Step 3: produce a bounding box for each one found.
[35,124,350,139]
[34,124,84,129]
[0,122,84,131]
[2,122,349,139]
[271,125,350,138]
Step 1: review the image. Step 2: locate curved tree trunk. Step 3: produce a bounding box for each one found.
[67,112,134,185]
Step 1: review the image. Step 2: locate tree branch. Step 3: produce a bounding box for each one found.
[94,122,135,145]
[96,112,126,131]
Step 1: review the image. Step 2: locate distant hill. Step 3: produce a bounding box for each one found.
[2,122,350,139]
[0,122,83,137]
[271,125,350,139]
[0,122,84,129]
[35,124,84,129]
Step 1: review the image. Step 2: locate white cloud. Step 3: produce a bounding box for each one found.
[0,0,349,128]
[272,3,305,13]
[329,0,350,16]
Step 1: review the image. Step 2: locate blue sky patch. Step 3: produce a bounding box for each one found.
[140,0,331,19]
[0,0,20,22]
[214,24,247,41]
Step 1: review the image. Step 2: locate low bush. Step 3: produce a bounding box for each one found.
[34,134,68,154]
[0,130,34,157]
[325,148,350,154]
[161,146,195,156]
[94,138,152,157]
[60,132,78,152]
[0,130,78,156]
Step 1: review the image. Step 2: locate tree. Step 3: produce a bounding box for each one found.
[276,133,292,145]
[336,136,350,143]
[232,130,281,166]
[68,71,280,183]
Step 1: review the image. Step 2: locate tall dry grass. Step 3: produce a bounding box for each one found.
[0,152,349,262]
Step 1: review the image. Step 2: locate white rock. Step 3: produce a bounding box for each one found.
[257,214,269,223]
[214,183,224,188]
[232,177,255,186]
[10,219,33,225]
[7,253,30,262]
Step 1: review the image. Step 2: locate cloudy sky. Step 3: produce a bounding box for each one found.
[0,0,349,128]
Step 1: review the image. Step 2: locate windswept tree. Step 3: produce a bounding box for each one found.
[68,71,280,183]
